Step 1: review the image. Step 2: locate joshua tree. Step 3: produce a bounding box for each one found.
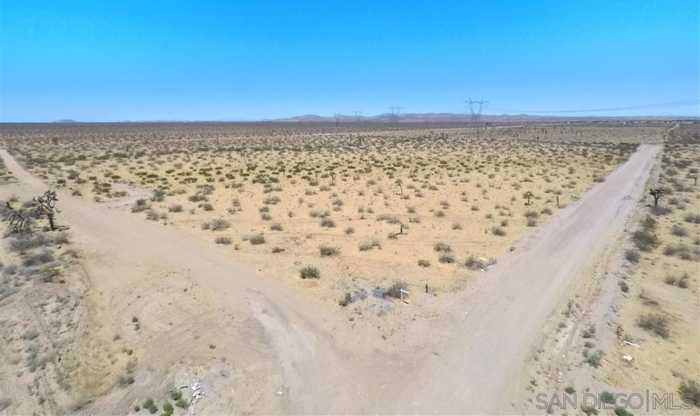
[395,179,403,196]
[34,190,59,231]
[649,188,664,207]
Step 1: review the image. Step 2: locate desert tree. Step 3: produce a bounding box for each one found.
[34,190,59,231]
[395,179,403,196]
[649,188,665,207]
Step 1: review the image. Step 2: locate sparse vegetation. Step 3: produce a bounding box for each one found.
[384,281,408,299]
[679,380,700,407]
[624,249,640,263]
[637,313,669,338]
[319,245,340,257]
[300,266,320,279]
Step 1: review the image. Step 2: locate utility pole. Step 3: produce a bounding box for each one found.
[466,98,488,139]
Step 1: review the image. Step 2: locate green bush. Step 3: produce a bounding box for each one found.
[142,398,157,414]
[584,349,603,367]
[614,406,634,416]
[600,391,615,404]
[162,401,174,416]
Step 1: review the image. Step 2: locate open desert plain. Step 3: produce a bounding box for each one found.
[0,121,697,415]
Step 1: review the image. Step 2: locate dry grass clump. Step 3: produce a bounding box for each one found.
[439,253,456,264]
[131,198,149,213]
[247,233,266,245]
[383,281,408,299]
[417,259,431,267]
[671,224,688,237]
[491,226,506,236]
[637,313,669,338]
[664,273,689,289]
[319,246,340,257]
[320,218,336,228]
[663,243,698,261]
[433,242,452,253]
[359,240,381,251]
[624,249,640,263]
[299,265,320,279]
[631,228,659,252]
[684,213,700,224]
[464,255,487,270]
[202,218,230,231]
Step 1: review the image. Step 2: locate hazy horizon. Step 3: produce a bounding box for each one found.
[1,1,698,122]
[1,110,699,124]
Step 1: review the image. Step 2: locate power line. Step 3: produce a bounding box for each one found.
[489,100,699,115]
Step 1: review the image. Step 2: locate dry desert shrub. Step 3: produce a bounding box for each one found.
[637,313,670,338]
[299,266,320,279]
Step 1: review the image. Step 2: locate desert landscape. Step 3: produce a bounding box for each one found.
[2,2,698,414]
[0,121,697,415]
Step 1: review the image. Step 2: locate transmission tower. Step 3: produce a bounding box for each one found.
[388,106,403,126]
[353,110,363,124]
[466,98,488,139]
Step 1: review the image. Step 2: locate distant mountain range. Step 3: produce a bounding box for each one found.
[40,113,697,124]
[275,112,697,123]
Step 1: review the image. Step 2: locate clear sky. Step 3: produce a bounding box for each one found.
[1,0,698,121]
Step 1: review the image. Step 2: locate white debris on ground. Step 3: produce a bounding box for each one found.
[185,380,204,416]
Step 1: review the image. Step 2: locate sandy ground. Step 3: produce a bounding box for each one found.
[4,126,640,303]
[0,140,662,414]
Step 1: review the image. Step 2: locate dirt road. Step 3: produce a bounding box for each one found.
[0,145,659,414]
[0,149,355,414]
[382,144,660,413]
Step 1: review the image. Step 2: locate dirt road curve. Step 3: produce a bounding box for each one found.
[0,149,353,413]
[0,145,659,414]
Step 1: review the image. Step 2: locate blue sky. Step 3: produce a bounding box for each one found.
[1,0,698,121]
